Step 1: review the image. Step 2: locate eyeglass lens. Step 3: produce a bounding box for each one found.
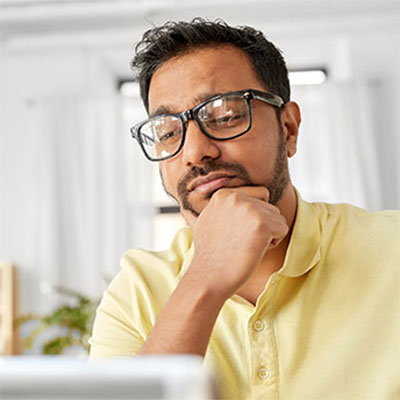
[139,93,250,160]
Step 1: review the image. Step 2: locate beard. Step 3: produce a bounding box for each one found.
[161,123,290,217]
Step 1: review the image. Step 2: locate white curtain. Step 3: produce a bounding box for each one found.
[2,80,383,314]
[28,94,153,310]
[289,80,383,211]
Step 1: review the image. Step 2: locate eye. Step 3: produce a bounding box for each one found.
[216,112,246,123]
[158,130,180,143]
[198,95,248,128]
[150,116,182,144]
[205,109,247,129]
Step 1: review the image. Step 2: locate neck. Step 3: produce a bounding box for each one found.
[275,183,298,243]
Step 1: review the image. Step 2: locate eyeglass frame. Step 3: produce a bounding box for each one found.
[130,89,285,162]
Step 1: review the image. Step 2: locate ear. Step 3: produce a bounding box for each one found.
[280,101,301,158]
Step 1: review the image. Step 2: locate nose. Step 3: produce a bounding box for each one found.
[181,121,221,167]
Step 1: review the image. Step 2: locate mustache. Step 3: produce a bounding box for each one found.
[177,160,253,198]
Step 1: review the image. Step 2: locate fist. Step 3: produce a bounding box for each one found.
[189,186,289,298]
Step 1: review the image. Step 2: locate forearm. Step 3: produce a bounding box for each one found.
[139,266,227,357]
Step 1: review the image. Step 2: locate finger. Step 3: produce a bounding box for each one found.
[268,216,289,248]
[218,185,270,202]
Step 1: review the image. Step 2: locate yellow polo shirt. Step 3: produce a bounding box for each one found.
[89,195,400,399]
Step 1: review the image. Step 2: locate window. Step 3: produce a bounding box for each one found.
[120,80,186,251]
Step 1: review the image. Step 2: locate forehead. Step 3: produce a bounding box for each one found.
[148,45,265,115]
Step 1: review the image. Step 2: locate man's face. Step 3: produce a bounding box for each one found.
[148,45,295,226]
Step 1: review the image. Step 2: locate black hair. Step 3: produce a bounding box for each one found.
[131,18,290,112]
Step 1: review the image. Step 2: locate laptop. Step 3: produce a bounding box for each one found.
[0,355,214,399]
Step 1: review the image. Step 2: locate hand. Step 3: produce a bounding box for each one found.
[188,186,289,299]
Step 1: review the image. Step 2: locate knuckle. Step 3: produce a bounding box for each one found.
[249,212,267,232]
[266,203,280,214]
[212,188,228,202]
[228,191,241,205]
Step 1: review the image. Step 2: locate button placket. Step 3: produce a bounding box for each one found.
[258,366,269,380]
[253,320,265,332]
[248,274,282,395]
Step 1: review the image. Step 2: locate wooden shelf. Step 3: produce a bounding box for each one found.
[0,263,20,355]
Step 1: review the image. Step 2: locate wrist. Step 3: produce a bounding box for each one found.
[181,259,233,306]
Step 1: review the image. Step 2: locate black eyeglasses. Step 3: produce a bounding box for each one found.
[130,89,284,162]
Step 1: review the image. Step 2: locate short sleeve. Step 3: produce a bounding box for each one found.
[89,226,194,360]
[89,268,145,359]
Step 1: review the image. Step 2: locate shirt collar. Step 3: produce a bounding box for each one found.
[277,189,321,278]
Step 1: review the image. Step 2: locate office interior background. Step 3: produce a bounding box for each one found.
[0,0,399,353]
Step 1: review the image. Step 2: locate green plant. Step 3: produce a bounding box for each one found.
[15,286,100,355]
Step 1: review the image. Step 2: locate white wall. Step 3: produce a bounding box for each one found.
[0,1,399,314]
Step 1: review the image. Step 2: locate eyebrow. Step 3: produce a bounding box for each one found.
[149,91,223,118]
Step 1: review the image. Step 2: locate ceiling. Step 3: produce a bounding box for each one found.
[1,0,399,46]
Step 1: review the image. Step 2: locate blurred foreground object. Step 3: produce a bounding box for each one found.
[0,263,20,355]
[0,355,215,400]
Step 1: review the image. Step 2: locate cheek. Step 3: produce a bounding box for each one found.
[160,162,179,197]
[244,145,276,184]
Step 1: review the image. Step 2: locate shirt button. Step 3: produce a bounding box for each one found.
[258,367,269,380]
[253,320,265,332]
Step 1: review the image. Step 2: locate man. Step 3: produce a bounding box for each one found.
[90,19,399,399]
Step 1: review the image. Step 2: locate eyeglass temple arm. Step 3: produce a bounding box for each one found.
[136,131,155,146]
[251,90,284,108]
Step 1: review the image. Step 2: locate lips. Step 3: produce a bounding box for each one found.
[188,172,236,194]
